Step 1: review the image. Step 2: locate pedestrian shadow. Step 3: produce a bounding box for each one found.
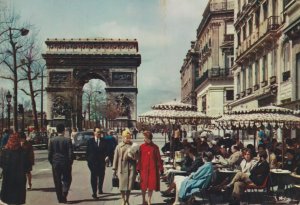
[29,187,56,192]
[67,197,121,204]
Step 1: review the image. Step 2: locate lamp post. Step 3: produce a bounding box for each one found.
[6,91,12,130]
[1,27,29,132]
[39,64,46,131]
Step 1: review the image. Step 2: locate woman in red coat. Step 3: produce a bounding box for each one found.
[137,131,163,205]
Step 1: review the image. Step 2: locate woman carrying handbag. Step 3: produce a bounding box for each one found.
[112,128,138,205]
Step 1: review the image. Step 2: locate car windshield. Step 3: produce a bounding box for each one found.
[76,133,93,141]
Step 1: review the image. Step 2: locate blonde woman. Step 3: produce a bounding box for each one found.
[113,128,138,205]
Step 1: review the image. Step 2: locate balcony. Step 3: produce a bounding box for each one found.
[236,16,282,62]
[195,67,231,88]
[284,0,293,8]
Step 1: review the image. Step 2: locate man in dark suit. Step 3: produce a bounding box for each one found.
[86,127,109,199]
[48,124,74,204]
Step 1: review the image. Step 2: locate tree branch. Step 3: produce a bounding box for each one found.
[0,76,13,81]
[20,89,30,96]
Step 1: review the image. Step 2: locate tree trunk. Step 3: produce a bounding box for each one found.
[27,68,39,131]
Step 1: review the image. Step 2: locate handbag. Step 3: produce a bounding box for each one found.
[133,174,140,190]
[112,174,119,187]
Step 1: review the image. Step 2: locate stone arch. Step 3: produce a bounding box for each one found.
[43,38,141,130]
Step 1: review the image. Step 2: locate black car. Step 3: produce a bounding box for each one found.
[28,132,49,149]
[73,131,94,159]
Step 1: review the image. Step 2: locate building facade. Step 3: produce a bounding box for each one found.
[281,0,300,110]
[230,0,284,110]
[194,0,235,117]
[180,41,198,106]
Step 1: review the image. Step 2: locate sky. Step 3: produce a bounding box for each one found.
[4,0,208,115]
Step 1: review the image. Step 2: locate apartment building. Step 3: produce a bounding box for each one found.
[194,0,235,117]
[230,0,284,110]
[281,0,300,110]
[180,41,198,106]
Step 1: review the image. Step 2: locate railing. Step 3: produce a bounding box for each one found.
[237,16,281,58]
[195,67,231,88]
[198,1,234,36]
[284,0,293,8]
[224,34,234,42]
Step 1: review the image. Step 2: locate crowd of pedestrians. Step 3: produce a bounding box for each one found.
[0,123,300,205]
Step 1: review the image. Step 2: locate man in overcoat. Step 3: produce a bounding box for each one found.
[48,124,74,204]
[86,127,109,199]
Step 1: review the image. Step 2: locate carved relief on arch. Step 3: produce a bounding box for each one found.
[73,68,111,86]
[52,96,71,118]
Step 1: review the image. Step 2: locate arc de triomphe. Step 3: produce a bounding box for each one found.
[42,38,141,130]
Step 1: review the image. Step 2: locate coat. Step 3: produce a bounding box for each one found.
[249,160,270,186]
[137,142,163,191]
[178,162,213,201]
[0,148,30,204]
[86,137,109,167]
[112,141,137,191]
[48,134,74,166]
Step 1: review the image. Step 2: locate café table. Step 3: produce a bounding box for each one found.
[270,169,292,194]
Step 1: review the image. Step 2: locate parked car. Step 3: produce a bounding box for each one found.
[28,132,49,149]
[73,131,94,159]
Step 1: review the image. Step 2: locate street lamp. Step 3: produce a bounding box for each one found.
[1,27,29,132]
[6,91,12,130]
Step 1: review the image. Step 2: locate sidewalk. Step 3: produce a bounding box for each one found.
[103,133,168,205]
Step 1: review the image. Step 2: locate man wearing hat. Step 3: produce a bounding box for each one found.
[86,127,109,199]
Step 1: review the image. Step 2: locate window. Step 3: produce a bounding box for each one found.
[237,73,241,93]
[263,2,268,20]
[262,55,268,81]
[248,18,253,35]
[237,31,241,46]
[226,22,234,34]
[243,26,247,40]
[242,68,246,91]
[283,43,290,72]
[248,65,253,87]
[225,53,234,68]
[202,95,206,114]
[255,60,260,84]
[226,90,234,101]
[255,9,260,27]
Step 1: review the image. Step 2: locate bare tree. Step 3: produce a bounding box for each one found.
[0,13,31,131]
[19,39,44,131]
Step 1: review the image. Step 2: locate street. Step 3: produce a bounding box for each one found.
[24,133,167,205]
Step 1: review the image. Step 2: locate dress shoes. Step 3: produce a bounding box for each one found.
[163,198,175,204]
[92,193,98,199]
[98,190,103,194]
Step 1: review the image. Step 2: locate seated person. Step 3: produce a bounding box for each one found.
[161,152,214,205]
[225,150,270,204]
[162,147,203,183]
[267,146,278,169]
[161,142,171,153]
[217,145,242,168]
[282,149,297,171]
[238,149,257,174]
[275,149,297,201]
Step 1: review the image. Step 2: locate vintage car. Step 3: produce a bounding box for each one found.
[73,131,94,159]
[28,132,49,149]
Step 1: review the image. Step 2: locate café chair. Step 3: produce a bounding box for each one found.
[244,175,270,203]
